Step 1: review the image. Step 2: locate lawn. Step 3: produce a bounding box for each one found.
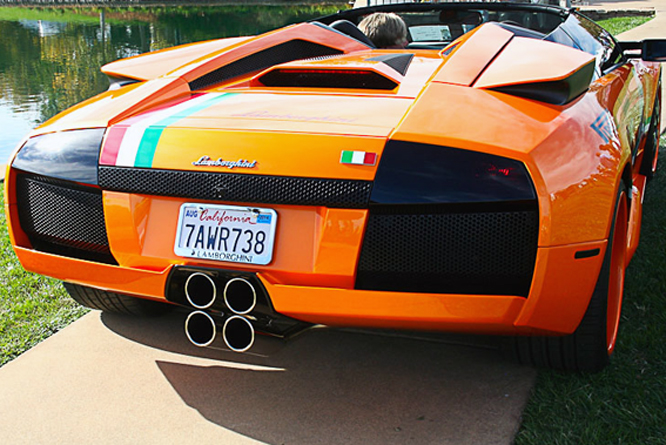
[596,15,652,36]
[0,193,88,367]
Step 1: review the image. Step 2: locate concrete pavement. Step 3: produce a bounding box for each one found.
[580,0,666,42]
[0,311,535,444]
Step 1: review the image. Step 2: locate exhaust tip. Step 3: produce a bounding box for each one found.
[185,311,216,347]
[223,277,256,315]
[185,272,217,309]
[223,315,255,353]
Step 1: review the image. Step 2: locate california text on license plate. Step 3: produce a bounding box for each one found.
[174,203,277,265]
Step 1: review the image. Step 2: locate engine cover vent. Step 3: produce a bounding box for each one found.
[258,68,398,90]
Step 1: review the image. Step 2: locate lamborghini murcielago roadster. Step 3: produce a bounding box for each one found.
[6,1,665,371]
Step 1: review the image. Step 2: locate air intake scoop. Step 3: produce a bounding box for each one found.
[253,53,403,91]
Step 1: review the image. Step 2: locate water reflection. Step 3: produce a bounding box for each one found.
[0,5,342,162]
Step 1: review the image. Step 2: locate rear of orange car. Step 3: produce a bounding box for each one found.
[4,15,662,370]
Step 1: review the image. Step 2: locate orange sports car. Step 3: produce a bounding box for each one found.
[5,2,665,371]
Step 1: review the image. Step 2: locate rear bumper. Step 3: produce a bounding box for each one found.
[13,238,606,336]
[6,163,607,337]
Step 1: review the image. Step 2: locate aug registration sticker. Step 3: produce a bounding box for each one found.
[174,203,277,265]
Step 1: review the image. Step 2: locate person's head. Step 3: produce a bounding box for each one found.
[358,12,408,49]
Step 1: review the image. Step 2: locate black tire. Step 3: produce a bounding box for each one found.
[640,79,661,179]
[63,282,172,316]
[505,184,629,372]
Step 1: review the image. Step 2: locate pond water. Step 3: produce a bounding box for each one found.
[0,4,343,163]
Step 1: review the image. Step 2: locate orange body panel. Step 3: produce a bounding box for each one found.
[514,241,607,334]
[101,37,253,81]
[12,246,169,301]
[148,129,387,180]
[102,191,368,289]
[473,37,595,89]
[262,280,527,333]
[433,23,513,86]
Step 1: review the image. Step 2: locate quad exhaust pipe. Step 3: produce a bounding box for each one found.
[185,311,255,352]
[223,278,256,315]
[184,272,216,309]
[183,273,258,353]
[222,315,255,352]
[173,268,308,353]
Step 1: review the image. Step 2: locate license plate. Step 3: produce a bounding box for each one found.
[174,203,277,265]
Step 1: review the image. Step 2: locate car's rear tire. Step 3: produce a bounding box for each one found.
[505,184,629,372]
[640,79,661,179]
[63,282,172,316]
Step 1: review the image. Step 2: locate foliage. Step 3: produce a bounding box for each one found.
[0,19,112,124]
[0,5,342,125]
[0,5,344,26]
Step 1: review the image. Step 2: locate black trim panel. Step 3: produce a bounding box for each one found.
[98,166,372,208]
[189,39,343,91]
[367,54,415,76]
[574,248,601,259]
[12,128,104,186]
[489,60,595,105]
[357,140,539,296]
[259,68,398,90]
[16,173,117,265]
[356,204,539,296]
[371,140,536,205]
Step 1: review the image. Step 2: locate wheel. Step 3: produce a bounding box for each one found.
[63,282,172,316]
[505,184,629,372]
[640,79,661,179]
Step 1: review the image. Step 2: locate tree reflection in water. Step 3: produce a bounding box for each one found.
[0,5,342,158]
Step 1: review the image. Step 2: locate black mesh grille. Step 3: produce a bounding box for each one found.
[99,166,372,208]
[356,205,539,296]
[16,174,116,264]
[189,39,344,91]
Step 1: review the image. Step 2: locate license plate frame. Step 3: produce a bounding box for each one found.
[174,203,277,265]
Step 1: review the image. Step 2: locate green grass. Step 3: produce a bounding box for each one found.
[596,15,652,36]
[515,135,666,444]
[0,7,103,24]
[0,193,89,367]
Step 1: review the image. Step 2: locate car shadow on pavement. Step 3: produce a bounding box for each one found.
[102,311,536,445]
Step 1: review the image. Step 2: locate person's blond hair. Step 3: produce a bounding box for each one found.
[358,12,407,48]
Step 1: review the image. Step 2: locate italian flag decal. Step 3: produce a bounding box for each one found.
[340,150,377,166]
[100,93,237,168]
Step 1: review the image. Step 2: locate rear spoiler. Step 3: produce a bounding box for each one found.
[620,39,666,62]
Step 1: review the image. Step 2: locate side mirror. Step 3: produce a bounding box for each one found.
[620,39,666,62]
[642,39,666,62]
